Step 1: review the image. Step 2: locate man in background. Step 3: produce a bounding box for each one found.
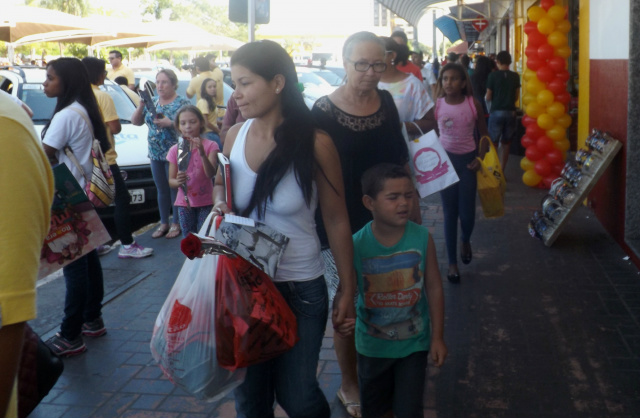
[390,30,423,81]
[412,51,437,100]
[107,50,135,90]
[83,57,153,259]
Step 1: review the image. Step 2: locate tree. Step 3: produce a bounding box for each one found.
[27,0,89,17]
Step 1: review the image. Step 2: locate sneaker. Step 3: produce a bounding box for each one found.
[45,333,87,357]
[97,244,113,256]
[82,317,107,337]
[118,241,153,259]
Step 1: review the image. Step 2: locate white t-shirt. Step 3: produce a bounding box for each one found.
[379,74,434,125]
[42,102,93,188]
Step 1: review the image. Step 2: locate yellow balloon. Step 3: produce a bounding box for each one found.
[523,169,542,187]
[548,5,566,22]
[522,93,536,106]
[523,69,536,82]
[527,6,546,22]
[537,113,556,130]
[526,102,545,118]
[520,157,535,172]
[554,138,571,152]
[547,102,565,118]
[548,31,568,47]
[526,79,545,95]
[537,17,556,35]
[556,20,571,33]
[536,90,555,107]
[555,45,571,58]
[557,113,572,129]
[546,125,566,141]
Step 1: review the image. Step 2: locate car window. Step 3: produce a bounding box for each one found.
[297,72,331,87]
[100,84,137,123]
[314,71,344,86]
[20,84,55,122]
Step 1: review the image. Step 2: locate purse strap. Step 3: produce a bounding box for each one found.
[63,106,95,185]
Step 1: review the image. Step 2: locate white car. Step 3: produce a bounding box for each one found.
[0,65,157,216]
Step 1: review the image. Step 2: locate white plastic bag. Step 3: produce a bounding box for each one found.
[150,213,245,401]
[407,130,460,198]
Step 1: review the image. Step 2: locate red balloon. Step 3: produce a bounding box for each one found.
[534,159,553,177]
[524,21,538,35]
[528,31,547,47]
[536,136,554,153]
[541,0,556,11]
[552,163,565,176]
[526,145,544,162]
[546,149,563,165]
[525,45,539,59]
[555,91,571,104]
[537,43,555,61]
[526,123,545,139]
[537,66,555,83]
[548,79,566,95]
[521,135,535,148]
[522,115,537,127]
[526,56,544,71]
[555,69,571,82]
[548,56,566,72]
[542,175,556,189]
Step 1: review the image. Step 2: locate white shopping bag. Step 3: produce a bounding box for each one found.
[408,130,460,198]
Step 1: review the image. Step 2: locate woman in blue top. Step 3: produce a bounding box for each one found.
[132,69,190,239]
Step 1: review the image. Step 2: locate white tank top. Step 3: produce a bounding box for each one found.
[230,119,324,282]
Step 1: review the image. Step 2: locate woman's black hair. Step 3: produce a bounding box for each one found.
[230,40,318,219]
[200,77,216,113]
[380,36,410,67]
[41,57,110,154]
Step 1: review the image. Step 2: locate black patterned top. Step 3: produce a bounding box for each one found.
[312,90,409,247]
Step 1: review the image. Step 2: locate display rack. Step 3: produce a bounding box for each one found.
[542,138,622,246]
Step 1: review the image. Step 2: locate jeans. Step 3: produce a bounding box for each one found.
[358,350,429,418]
[440,150,477,265]
[203,131,222,149]
[488,110,517,144]
[150,159,178,225]
[234,276,330,418]
[110,164,133,245]
[177,205,213,237]
[60,250,104,340]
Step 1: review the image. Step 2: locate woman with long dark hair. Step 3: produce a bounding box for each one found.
[41,57,110,357]
[212,40,356,418]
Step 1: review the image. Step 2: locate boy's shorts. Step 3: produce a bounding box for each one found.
[488,110,518,144]
[357,350,428,418]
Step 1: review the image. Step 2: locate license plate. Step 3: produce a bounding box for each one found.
[129,189,145,204]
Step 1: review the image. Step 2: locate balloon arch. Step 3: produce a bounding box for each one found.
[520,0,572,188]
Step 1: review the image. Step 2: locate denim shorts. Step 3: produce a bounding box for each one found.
[488,110,517,144]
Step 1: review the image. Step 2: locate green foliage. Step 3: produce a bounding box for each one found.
[28,0,89,16]
[65,43,88,58]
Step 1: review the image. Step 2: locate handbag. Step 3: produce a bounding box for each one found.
[18,324,64,418]
[64,108,115,208]
[150,213,246,402]
[407,129,460,198]
[476,136,506,218]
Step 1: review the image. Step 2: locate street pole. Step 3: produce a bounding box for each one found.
[248,0,256,42]
[432,9,437,61]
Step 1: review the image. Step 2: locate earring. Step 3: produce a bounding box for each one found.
[275,88,280,93]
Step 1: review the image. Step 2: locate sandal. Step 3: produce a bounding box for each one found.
[151,226,168,239]
[337,388,361,418]
[165,225,181,239]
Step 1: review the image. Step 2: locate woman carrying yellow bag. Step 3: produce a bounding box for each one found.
[434,63,489,284]
[476,136,506,218]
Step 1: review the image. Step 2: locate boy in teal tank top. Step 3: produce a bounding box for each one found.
[353,163,447,418]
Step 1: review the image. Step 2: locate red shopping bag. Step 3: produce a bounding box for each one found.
[215,253,299,371]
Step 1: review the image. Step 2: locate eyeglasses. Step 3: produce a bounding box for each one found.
[347,59,387,73]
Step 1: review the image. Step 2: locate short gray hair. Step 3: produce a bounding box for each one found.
[342,31,385,61]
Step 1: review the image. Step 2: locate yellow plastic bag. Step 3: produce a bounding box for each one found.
[476,138,505,218]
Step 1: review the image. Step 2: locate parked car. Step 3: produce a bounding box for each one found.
[0,65,157,217]
[309,68,345,87]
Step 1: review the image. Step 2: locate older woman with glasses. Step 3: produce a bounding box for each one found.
[311,31,420,418]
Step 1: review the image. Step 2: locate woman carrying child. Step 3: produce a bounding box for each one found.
[167,105,219,237]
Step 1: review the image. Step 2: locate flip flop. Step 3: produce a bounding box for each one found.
[165,225,181,239]
[337,388,361,418]
[152,227,168,239]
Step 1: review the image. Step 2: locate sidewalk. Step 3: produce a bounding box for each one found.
[29,162,640,418]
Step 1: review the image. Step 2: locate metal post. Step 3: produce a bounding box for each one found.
[432,10,437,61]
[248,0,256,42]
